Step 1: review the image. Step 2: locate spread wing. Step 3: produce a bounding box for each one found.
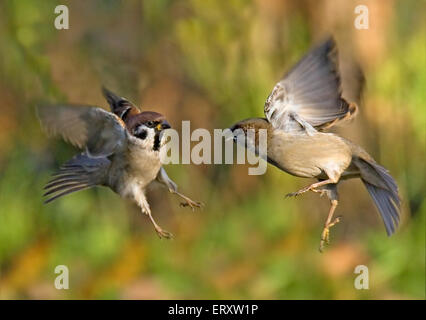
[264,37,355,133]
[37,104,128,157]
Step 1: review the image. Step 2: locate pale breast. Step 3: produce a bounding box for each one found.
[106,140,162,198]
[127,145,162,186]
[269,131,353,178]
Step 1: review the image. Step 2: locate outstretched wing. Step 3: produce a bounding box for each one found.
[264,37,355,133]
[102,87,140,120]
[37,104,127,157]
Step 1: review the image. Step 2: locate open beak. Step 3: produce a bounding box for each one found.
[157,120,171,131]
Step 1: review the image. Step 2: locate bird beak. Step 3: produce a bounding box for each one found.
[157,120,171,131]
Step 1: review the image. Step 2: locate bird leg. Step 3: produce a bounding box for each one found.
[139,195,173,239]
[147,211,174,239]
[285,178,342,251]
[171,190,204,211]
[156,167,203,211]
[319,199,341,252]
[285,178,337,198]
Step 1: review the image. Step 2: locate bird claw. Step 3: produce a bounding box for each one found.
[319,216,342,252]
[285,185,329,198]
[285,186,311,198]
[180,199,204,211]
[155,227,174,239]
[285,192,297,198]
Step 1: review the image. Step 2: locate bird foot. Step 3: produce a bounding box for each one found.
[155,227,174,239]
[180,198,204,211]
[319,216,341,252]
[285,185,312,198]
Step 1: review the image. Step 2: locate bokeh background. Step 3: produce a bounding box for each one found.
[0,0,424,299]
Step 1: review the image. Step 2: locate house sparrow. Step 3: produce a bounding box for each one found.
[38,87,202,238]
[230,38,400,251]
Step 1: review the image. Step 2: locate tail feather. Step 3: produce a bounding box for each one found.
[356,157,401,235]
[43,181,92,197]
[43,153,109,203]
[44,184,95,204]
[364,182,399,235]
[44,177,90,190]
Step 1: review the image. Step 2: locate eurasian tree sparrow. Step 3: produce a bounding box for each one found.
[38,87,202,239]
[230,38,400,251]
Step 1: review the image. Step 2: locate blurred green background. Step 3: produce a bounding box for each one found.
[0,0,424,299]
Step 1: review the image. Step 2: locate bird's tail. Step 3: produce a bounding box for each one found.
[353,153,401,235]
[43,153,110,204]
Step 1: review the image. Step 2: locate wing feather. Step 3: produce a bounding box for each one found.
[264,37,354,132]
[37,104,127,157]
[102,87,140,120]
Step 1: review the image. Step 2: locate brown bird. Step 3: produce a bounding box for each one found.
[230,38,400,251]
[38,87,202,238]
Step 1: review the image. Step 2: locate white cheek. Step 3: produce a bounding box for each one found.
[134,126,156,149]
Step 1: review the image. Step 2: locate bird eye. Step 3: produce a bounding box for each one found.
[146,120,154,127]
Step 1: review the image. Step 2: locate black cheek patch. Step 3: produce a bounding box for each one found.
[135,129,148,140]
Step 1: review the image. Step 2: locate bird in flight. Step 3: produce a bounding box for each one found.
[230,37,400,251]
[38,87,202,238]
